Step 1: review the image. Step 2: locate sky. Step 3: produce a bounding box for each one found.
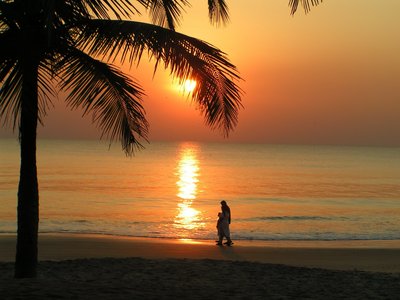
[1,0,399,146]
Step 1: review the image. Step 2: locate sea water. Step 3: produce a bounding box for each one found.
[1,139,399,241]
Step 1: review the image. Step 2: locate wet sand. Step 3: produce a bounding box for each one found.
[1,234,400,272]
[1,234,399,299]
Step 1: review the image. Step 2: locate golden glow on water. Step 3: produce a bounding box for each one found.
[176,151,198,200]
[174,144,204,233]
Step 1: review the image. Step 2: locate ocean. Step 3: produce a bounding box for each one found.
[1,139,399,241]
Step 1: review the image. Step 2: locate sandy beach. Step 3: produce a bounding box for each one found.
[1,234,400,299]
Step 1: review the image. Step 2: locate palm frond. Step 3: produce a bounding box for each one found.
[76,20,242,136]
[36,59,57,125]
[79,0,140,20]
[0,1,14,30]
[208,0,229,26]
[140,0,189,30]
[0,60,52,128]
[288,0,323,15]
[1,19,55,127]
[0,12,21,129]
[0,60,22,129]
[57,49,148,154]
[37,0,140,24]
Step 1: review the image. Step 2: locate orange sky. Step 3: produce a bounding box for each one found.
[1,1,400,146]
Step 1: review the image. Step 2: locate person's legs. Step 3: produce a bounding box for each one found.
[223,234,233,245]
[222,224,232,245]
[216,227,224,245]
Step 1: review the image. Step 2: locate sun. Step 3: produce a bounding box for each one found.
[170,78,198,96]
[181,79,197,94]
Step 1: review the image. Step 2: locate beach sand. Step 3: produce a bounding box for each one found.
[1,234,400,299]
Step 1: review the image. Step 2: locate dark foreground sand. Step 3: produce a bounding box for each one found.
[1,234,400,299]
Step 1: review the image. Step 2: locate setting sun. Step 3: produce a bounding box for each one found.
[181,79,197,94]
[169,78,198,96]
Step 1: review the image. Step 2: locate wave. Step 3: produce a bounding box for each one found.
[238,216,351,222]
[1,230,399,242]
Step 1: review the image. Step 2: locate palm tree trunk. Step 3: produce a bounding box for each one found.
[14,57,39,278]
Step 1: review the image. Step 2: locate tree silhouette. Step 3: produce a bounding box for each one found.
[0,0,322,278]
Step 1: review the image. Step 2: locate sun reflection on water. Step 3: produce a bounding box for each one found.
[174,144,204,233]
[176,152,198,200]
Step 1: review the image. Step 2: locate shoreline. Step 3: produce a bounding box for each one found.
[2,232,400,247]
[2,233,400,273]
[2,233,400,299]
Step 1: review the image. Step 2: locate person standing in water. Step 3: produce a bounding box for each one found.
[216,200,233,246]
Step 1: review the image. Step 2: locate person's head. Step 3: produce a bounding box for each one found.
[220,200,230,213]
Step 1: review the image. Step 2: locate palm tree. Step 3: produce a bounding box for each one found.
[0,0,322,278]
[0,0,241,279]
[289,0,323,14]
